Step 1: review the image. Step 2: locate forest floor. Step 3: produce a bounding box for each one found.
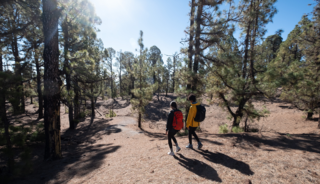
[3,94,320,184]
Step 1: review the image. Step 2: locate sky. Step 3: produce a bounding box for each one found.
[90,0,316,63]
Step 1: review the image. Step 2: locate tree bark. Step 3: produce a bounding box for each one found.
[11,34,24,115]
[186,0,196,127]
[318,113,320,129]
[192,0,204,91]
[307,112,313,120]
[74,79,79,120]
[42,0,62,159]
[172,56,176,93]
[0,50,14,173]
[63,17,75,130]
[35,52,43,119]
[187,0,195,91]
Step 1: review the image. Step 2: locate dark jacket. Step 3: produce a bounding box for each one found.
[166,109,181,131]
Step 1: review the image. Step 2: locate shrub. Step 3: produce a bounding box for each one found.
[176,129,189,137]
[7,106,13,113]
[232,126,244,133]
[249,128,259,132]
[219,124,229,134]
[33,101,39,108]
[105,109,116,118]
[79,112,86,118]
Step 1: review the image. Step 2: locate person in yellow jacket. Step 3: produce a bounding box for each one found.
[186,94,203,149]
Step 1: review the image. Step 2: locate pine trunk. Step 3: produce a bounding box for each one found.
[192,0,203,91]
[172,57,175,93]
[74,80,79,120]
[11,34,25,115]
[1,52,14,173]
[187,0,195,91]
[42,0,62,159]
[138,112,141,128]
[318,113,320,129]
[307,112,313,120]
[63,18,75,130]
[35,53,44,119]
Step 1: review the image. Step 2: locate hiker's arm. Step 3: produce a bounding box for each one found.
[166,111,174,131]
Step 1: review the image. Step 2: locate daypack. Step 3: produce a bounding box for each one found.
[173,111,183,130]
[194,105,206,122]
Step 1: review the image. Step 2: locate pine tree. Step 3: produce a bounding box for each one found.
[269,6,320,123]
[42,0,62,159]
[131,31,154,128]
[205,0,277,130]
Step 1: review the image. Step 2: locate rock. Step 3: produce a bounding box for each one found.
[244,179,252,184]
[150,170,154,173]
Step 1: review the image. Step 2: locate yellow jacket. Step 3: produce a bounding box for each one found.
[186,102,200,128]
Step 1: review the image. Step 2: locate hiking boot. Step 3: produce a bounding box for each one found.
[168,151,175,156]
[186,144,193,149]
[176,146,181,152]
[198,143,203,149]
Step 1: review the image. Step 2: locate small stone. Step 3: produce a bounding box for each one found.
[150,170,154,173]
[244,179,252,184]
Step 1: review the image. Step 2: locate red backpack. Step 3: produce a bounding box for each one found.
[173,111,183,130]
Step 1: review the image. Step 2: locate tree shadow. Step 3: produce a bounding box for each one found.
[11,116,121,183]
[217,133,320,154]
[141,129,167,140]
[174,154,222,182]
[27,144,121,184]
[193,150,254,176]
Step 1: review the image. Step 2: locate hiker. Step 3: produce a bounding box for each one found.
[186,94,203,149]
[166,101,183,156]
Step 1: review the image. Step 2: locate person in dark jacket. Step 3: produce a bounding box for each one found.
[166,101,181,156]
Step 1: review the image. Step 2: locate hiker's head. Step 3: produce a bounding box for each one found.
[170,101,177,109]
[188,94,196,103]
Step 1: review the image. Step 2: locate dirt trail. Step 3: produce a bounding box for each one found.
[7,95,320,183]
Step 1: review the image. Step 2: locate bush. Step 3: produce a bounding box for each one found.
[249,128,259,132]
[219,124,229,134]
[232,126,244,133]
[7,106,13,113]
[176,129,188,137]
[105,109,116,118]
[0,122,45,180]
[79,112,86,118]
[33,101,39,108]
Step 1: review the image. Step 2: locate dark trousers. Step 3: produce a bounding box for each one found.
[168,129,179,149]
[188,126,200,144]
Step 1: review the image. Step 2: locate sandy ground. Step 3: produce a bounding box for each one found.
[3,94,320,184]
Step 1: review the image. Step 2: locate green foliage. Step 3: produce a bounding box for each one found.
[7,106,13,113]
[176,129,189,137]
[33,101,39,108]
[219,124,229,134]
[105,109,116,118]
[232,126,244,133]
[0,121,44,180]
[79,112,86,118]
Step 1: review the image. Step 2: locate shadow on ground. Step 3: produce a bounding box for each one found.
[193,149,254,176]
[11,117,121,184]
[174,154,222,182]
[217,133,320,154]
